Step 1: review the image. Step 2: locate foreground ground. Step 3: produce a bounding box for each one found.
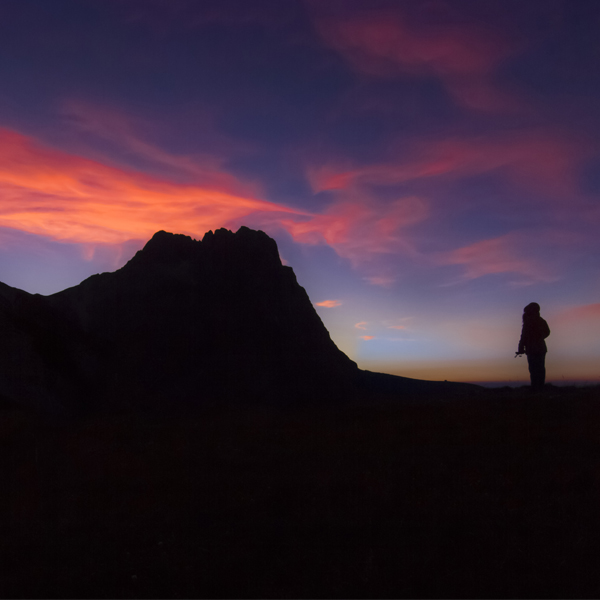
[1,385,600,598]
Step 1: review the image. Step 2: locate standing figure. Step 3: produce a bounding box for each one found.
[516,302,550,391]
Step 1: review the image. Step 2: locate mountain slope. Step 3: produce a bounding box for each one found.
[1,227,359,412]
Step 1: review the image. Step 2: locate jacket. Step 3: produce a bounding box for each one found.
[518,316,550,355]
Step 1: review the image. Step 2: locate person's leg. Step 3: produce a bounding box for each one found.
[538,353,546,388]
[527,354,545,391]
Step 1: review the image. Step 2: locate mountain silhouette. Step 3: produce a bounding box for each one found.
[0,227,478,414]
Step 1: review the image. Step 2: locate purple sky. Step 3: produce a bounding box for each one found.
[1,0,599,383]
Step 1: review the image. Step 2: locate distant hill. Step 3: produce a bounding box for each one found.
[0,227,479,414]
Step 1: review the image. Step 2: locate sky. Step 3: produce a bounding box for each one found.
[1,0,600,384]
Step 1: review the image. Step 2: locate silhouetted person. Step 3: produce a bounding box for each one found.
[516,302,550,391]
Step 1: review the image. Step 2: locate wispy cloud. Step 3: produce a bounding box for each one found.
[60,100,255,187]
[307,131,588,203]
[436,233,553,283]
[310,3,521,113]
[360,335,375,341]
[280,195,428,268]
[354,321,367,330]
[555,303,600,322]
[0,128,302,245]
[295,123,592,289]
[315,300,342,308]
[363,275,397,287]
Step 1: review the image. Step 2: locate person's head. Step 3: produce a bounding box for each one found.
[523,302,540,321]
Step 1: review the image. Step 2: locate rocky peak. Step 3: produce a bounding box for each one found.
[203,226,281,269]
[126,230,201,269]
[126,226,282,274]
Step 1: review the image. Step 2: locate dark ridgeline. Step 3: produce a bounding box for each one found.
[0,226,477,414]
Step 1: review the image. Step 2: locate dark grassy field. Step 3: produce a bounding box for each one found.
[1,385,600,598]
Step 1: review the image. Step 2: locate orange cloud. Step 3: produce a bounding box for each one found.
[0,128,302,245]
[388,325,407,330]
[315,300,342,308]
[0,127,430,283]
[360,336,375,341]
[0,124,429,278]
[354,322,367,330]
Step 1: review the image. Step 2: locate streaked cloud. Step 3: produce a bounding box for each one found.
[363,276,397,287]
[310,3,520,112]
[555,303,600,322]
[354,322,367,330]
[307,131,588,203]
[314,9,511,75]
[360,336,375,341]
[315,300,342,308]
[0,128,302,245]
[436,233,552,283]
[281,196,429,268]
[60,100,253,185]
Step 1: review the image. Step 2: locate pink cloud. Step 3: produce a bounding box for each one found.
[315,300,342,308]
[308,131,588,202]
[388,325,407,330]
[437,233,554,282]
[60,100,255,190]
[447,78,524,113]
[363,275,397,287]
[315,10,511,75]
[310,6,521,112]
[360,336,375,341]
[280,195,429,267]
[62,104,430,254]
[0,126,431,282]
[355,322,368,330]
[556,304,600,322]
[294,127,592,284]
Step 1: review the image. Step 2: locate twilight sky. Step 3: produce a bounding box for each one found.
[1,0,600,384]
